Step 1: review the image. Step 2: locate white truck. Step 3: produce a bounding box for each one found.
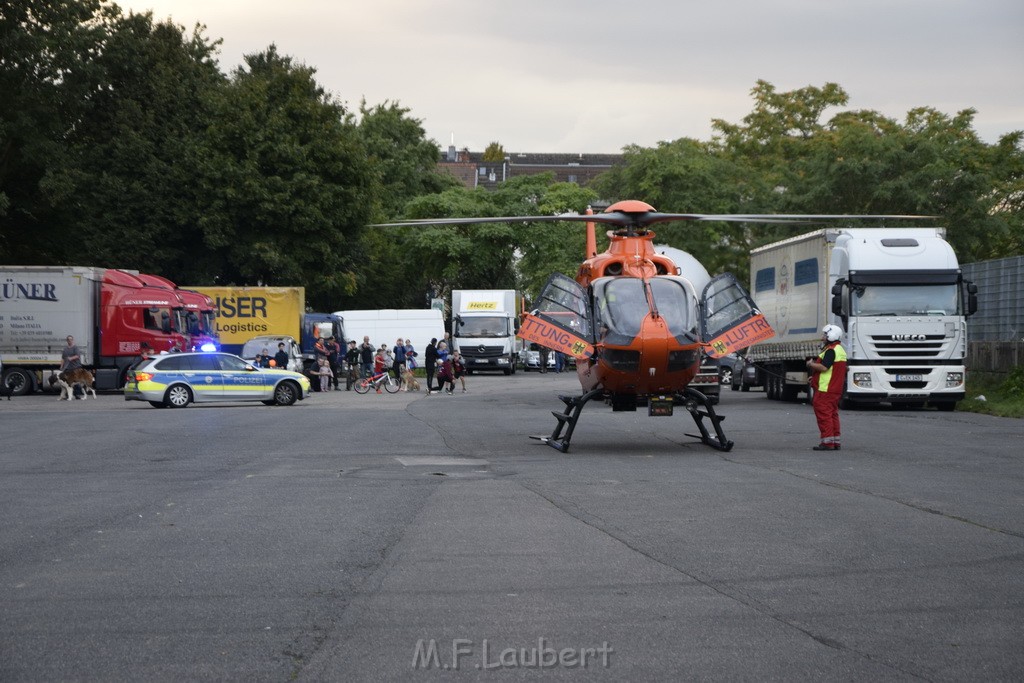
[332,309,445,363]
[744,228,977,410]
[450,290,521,375]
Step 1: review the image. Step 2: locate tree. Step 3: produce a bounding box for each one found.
[482,142,505,162]
[357,100,456,218]
[189,46,375,309]
[337,101,460,310]
[0,0,113,262]
[52,11,224,274]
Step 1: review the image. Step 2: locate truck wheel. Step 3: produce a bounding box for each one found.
[2,368,34,396]
[164,384,192,408]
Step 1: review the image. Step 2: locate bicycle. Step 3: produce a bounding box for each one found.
[354,370,401,394]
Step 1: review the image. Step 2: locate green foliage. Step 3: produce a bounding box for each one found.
[959,369,1024,418]
[189,46,374,309]
[2,0,1020,325]
[0,0,112,261]
[482,142,505,162]
[597,80,1024,285]
[1001,365,1024,398]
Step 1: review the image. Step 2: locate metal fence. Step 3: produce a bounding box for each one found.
[962,255,1024,342]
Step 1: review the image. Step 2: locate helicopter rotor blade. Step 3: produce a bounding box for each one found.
[372,212,934,229]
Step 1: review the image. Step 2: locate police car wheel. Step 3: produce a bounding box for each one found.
[165,384,192,408]
[274,381,299,406]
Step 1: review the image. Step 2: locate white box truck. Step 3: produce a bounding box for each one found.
[744,228,977,410]
[332,309,444,363]
[450,290,521,375]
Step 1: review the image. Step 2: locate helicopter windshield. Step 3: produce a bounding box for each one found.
[648,277,699,343]
[592,276,698,345]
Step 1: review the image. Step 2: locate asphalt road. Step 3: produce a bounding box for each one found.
[1,374,1022,681]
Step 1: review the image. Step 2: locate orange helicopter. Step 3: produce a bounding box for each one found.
[376,200,921,452]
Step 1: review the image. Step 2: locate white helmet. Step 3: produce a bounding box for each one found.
[822,324,843,342]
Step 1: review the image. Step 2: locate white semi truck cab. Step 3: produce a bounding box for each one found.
[748,228,977,410]
[829,229,977,409]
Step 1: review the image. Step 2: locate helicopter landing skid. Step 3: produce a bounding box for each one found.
[530,388,605,453]
[682,387,734,451]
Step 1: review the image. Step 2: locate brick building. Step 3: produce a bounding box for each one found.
[437,146,621,190]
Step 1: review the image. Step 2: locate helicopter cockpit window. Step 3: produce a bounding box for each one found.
[592,277,647,343]
[533,274,592,339]
[648,277,699,343]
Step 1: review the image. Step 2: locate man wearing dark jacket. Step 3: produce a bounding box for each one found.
[425,338,439,394]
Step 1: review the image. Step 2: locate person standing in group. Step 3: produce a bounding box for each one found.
[425,338,438,393]
[436,354,455,394]
[554,350,564,373]
[345,340,360,390]
[539,345,550,373]
[326,337,341,389]
[452,352,468,393]
[317,358,332,393]
[274,342,289,371]
[60,335,83,373]
[806,324,848,451]
[359,336,375,378]
[402,339,420,391]
[60,335,84,397]
[437,340,450,364]
[392,337,407,385]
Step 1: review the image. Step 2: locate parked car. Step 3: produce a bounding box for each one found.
[240,335,303,373]
[124,351,310,408]
[726,353,763,392]
[519,343,556,371]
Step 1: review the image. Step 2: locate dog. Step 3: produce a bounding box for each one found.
[402,368,421,392]
[54,368,97,400]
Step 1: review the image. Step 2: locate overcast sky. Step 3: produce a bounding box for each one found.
[111,0,1024,154]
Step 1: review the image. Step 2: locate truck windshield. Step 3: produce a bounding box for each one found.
[456,317,508,337]
[851,284,960,316]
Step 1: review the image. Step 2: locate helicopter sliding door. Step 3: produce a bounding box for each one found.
[700,273,775,358]
[518,274,595,360]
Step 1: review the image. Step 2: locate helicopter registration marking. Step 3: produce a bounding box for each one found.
[704,314,775,358]
[518,315,594,359]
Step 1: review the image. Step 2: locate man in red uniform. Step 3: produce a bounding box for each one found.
[805,324,848,451]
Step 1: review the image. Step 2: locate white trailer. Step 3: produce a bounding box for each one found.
[332,309,444,362]
[745,228,977,410]
[450,290,521,374]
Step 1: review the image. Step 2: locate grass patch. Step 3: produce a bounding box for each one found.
[959,366,1024,418]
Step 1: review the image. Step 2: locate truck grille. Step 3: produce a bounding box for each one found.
[461,345,505,358]
[868,335,947,358]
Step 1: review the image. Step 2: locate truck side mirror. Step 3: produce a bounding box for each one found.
[830,280,845,317]
[965,281,978,316]
[513,318,520,333]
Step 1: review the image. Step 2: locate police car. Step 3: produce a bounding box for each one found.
[124,351,311,408]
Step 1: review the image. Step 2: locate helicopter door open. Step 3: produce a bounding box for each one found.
[700,273,775,358]
[518,273,595,360]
